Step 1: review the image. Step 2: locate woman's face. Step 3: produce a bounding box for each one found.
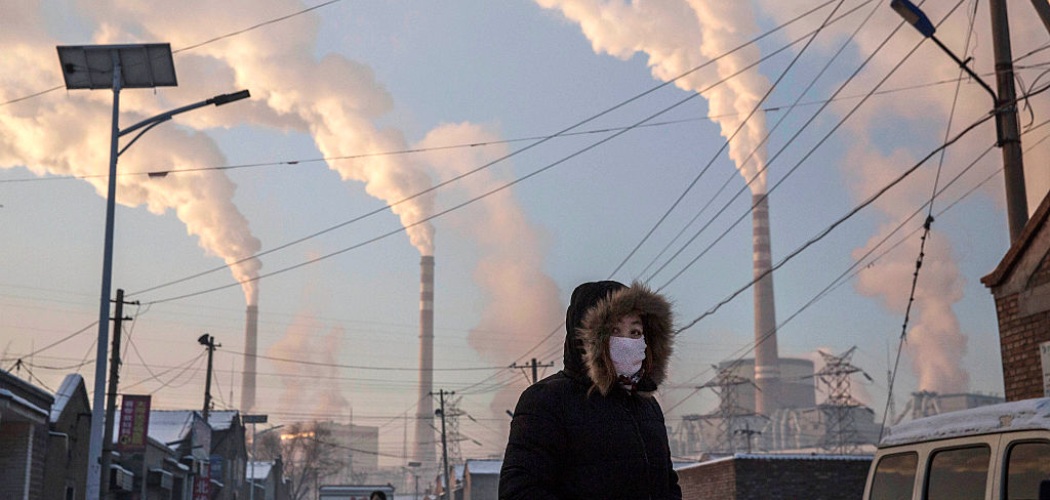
[612,313,644,339]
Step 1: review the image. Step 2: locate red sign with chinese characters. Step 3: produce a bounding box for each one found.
[116,394,151,452]
[193,461,211,500]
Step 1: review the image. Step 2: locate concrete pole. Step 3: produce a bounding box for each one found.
[989,0,1028,241]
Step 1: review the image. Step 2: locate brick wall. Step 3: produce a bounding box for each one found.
[679,459,736,499]
[0,420,49,500]
[994,293,1050,401]
[677,456,871,500]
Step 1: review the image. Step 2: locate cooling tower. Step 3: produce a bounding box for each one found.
[414,256,437,464]
[753,193,781,415]
[241,305,258,412]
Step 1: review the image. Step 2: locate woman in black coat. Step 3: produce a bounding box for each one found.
[499,280,682,499]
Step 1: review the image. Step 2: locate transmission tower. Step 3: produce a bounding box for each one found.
[699,364,756,453]
[444,394,465,464]
[816,347,872,454]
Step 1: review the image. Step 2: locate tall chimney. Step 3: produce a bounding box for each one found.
[241,305,258,412]
[414,256,437,464]
[752,193,781,415]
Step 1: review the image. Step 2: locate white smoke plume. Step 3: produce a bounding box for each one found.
[0,4,263,304]
[849,146,970,393]
[1,1,436,314]
[536,0,773,193]
[269,311,350,417]
[416,122,563,432]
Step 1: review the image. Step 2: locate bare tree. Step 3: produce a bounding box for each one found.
[256,421,347,500]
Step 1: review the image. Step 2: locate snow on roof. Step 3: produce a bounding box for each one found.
[248,461,273,480]
[148,410,197,447]
[50,374,84,423]
[881,397,1050,447]
[207,410,239,431]
[465,459,502,475]
[675,453,871,471]
[0,388,50,418]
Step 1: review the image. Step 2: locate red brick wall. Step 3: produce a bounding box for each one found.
[994,293,1050,401]
[678,459,735,499]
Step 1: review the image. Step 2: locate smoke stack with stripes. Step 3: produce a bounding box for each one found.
[414,256,437,464]
[752,193,781,415]
[241,304,259,412]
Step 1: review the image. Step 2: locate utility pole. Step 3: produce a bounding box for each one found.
[511,358,554,384]
[989,0,1028,242]
[99,289,136,499]
[432,389,454,500]
[198,334,219,423]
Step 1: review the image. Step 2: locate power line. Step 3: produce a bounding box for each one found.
[119,0,854,302]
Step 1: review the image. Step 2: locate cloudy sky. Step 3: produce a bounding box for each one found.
[3,0,1050,463]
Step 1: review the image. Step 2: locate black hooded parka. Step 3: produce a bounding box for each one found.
[499,281,682,500]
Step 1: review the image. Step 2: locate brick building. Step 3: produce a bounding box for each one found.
[982,191,1050,401]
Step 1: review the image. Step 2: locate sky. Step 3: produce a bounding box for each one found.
[3,0,1050,465]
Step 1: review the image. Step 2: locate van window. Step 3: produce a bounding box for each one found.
[1005,441,1050,500]
[926,445,990,500]
[869,452,918,500]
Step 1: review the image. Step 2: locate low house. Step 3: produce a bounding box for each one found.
[247,458,288,500]
[43,374,91,500]
[462,459,501,500]
[982,190,1050,401]
[0,368,53,500]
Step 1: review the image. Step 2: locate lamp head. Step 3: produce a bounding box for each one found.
[891,0,936,37]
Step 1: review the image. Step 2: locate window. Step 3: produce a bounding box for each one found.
[926,445,990,500]
[869,452,918,500]
[1005,441,1050,500]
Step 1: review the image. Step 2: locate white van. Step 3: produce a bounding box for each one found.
[863,397,1050,500]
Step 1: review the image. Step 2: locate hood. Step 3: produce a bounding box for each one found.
[563,281,674,396]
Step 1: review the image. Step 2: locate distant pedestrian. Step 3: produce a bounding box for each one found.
[499,280,681,499]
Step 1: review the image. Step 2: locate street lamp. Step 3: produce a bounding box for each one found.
[56,43,251,500]
[242,414,268,500]
[890,0,1028,241]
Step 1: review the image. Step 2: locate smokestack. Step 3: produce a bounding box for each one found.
[414,256,437,464]
[242,305,258,412]
[752,193,781,415]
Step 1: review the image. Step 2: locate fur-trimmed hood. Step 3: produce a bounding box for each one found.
[564,281,674,397]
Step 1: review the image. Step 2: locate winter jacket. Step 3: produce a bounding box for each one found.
[499,281,682,500]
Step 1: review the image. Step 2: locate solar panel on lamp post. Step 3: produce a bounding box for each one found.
[56,43,250,500]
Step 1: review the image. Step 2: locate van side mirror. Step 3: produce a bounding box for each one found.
[1040,478,1050,500]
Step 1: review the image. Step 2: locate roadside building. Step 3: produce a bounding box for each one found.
[983,191,1050,400]
[44,374,91,500]
[0,368,53,500]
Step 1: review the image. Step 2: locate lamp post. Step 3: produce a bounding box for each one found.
[890,0,1028,241]
[242,414,268,500]
[56,43,251,500]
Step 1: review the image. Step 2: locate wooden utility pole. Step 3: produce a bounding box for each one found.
[432,389,455,500]
[198,334,219,423]
[100,289,134,498]
[511,358,554,384]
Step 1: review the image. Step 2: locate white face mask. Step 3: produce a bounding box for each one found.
[609,336,647,377]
